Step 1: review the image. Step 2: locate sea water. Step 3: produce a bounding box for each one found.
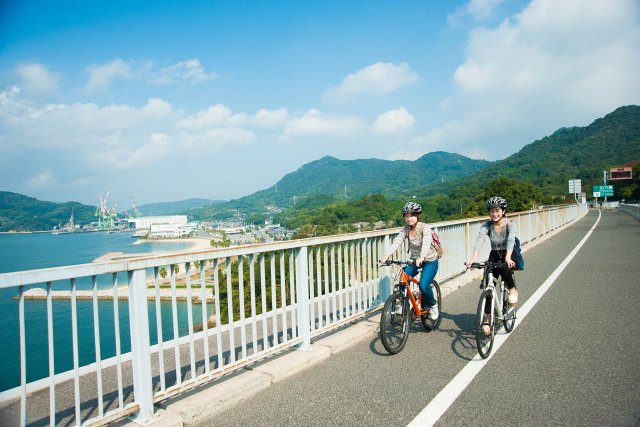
[0,231,211,392]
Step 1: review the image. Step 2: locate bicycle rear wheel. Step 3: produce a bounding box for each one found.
[502,289,517,333]
[421,280,442,332]
[380,291,410,355]
[475,289,495,359]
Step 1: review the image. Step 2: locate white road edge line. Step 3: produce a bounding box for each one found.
[408,210,601,427]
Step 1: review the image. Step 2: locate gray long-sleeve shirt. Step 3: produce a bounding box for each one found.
[385,222,438,261]
[473,219,517,253]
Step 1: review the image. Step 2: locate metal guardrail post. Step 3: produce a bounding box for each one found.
[464,221,471,266]
[379,235,391,302]
[127,269,155,424]
[295,246,311,350]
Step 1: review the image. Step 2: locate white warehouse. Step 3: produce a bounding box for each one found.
[131,215,188,230]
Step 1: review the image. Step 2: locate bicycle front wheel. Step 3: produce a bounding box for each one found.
[421,280,442,332]
[502,289,517,333]
[380,291,410,355]
[475,289,495,359]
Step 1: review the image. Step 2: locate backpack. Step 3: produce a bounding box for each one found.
[406,223,444,259]
[431,229,444,259]
[488,220,524,270]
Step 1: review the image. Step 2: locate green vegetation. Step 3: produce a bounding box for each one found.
[188,151,492,221]
[0,192,96,232]
[137,198,224,216]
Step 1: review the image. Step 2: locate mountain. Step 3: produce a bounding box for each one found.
[419,105,640,199]
[136,198,225,216]
[3,105,638,231]
[189,152,492,220]
[0,192,96,232]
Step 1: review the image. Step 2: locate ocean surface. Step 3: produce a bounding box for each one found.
[0,231,210,392]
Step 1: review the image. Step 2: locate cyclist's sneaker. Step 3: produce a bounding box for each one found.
[428,304,439,320]
[482,315,492,336]
[508,289,518,305]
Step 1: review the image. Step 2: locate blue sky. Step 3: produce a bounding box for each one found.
[1,0,639,207]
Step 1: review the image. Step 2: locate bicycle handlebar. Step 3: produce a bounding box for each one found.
[467,261,510,269]
[379,259,417,267]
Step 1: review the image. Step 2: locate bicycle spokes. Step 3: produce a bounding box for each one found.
[380,292,410,354]
[475,289,495,358]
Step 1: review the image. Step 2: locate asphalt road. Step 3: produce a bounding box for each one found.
[199,209,640,427]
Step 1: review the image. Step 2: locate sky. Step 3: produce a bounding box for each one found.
[1,0,639,208]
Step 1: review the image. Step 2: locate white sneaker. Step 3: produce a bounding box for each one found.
[482,315,492,336]
[508,289,518,305]
[428,304,439,320]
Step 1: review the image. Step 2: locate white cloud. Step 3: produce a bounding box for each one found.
[86,59,133,91]
[252,108,289,128]
[176,105,288,130]
[176,104,232,129]
[448,0,506,27]
[154,59,217,85]
[431,0,640,160]
[15,63,59,93]
[282,109,365,137]
[373,107,415,134]
[117,132,170,169]
[467,0,506,20]
[323,62,421,103]
[27,169,56,188]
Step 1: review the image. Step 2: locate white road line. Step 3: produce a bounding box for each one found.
[409,210,601,427]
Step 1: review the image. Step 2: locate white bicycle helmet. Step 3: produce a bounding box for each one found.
[487,196,507,210]
[402,202,422,214]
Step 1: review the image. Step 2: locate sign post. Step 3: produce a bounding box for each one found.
[593,185,613,207]
[568,179,582,204]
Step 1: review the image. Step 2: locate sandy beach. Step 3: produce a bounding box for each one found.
[92,237,213,265]
[131,237,213,251]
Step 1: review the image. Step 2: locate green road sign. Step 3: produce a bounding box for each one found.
[593,185,614,196]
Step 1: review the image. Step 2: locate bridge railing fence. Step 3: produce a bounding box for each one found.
[0,204,588,426]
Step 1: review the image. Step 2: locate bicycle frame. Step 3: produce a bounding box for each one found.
[481,267,508,321]
[379,259,442,354]
[393,263,428,317]
[471,261,516,358]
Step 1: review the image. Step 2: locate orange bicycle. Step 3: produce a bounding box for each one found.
[379,259,442,354]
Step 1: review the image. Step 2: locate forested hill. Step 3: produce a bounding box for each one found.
[189,151,492,219]
[419,105,640,199]
[0,192,95,232]
[137,198,224,216]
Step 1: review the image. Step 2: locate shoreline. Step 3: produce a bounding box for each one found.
[131,237,213,251]
[92,237,213,263]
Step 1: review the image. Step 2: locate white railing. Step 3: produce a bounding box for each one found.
[0,204,588,426]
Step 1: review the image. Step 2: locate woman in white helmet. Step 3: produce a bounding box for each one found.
[379,202,439,320]
[465,196,518,334]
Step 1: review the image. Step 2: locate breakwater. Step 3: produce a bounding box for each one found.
[18,287,214,303]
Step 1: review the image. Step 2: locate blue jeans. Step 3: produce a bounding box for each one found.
[403,259,438,308]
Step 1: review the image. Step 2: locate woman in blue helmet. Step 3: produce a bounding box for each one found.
[379,202,439,320]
